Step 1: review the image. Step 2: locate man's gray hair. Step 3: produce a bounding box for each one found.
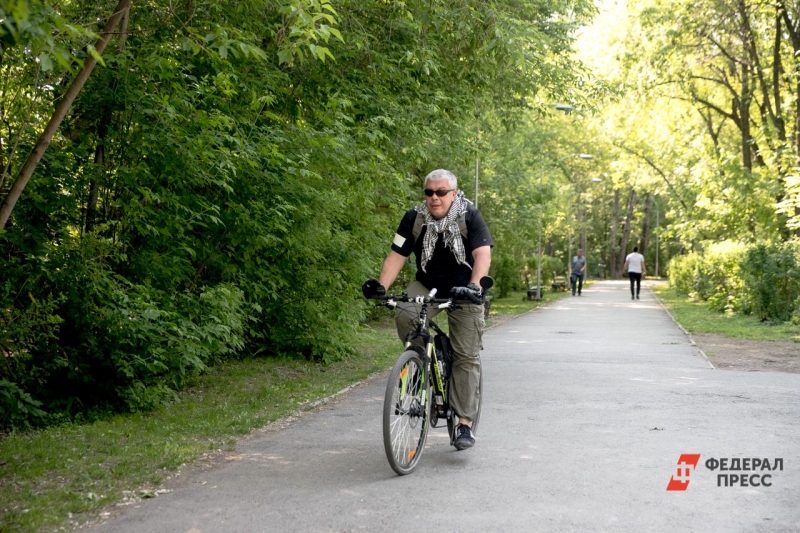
[424,169,458,189]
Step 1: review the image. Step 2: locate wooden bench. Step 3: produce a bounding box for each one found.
[525,287,544,301]
[551,276,568,292]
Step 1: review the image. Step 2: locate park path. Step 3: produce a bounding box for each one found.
[95,281,800,532]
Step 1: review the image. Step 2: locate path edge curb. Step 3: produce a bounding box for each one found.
[649,285,715,369]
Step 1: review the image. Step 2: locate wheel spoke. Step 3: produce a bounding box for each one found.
[384,353,429,474]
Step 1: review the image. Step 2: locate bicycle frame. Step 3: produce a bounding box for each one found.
[385,294,455,424]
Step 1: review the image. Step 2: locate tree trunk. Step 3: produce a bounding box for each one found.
[740,62,753,171]
[610,189,619,278]
[772,14,786,143]
[580,205,587,254]
[577,184,586,253]
[0,0,132,229]
[639,193,653,257]
[86,10,129,234]
[616,189,637,275]
[85,138,106,233]
[778,1,800,160]
[0,137,4,191]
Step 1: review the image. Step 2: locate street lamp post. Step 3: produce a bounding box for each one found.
[536,153,544,300]
[580,176,604,259]
[533,103,574,300]
[561,154,593,285]
[655,199,659,278]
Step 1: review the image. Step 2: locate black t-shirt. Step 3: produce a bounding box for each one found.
[391,204,493,295]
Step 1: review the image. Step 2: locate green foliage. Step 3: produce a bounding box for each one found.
[669,240,800,322]
[277,0,342,65]
[0,378,46,429]
[0,0,97,71]
[527,255,562,286]
[668,253,701,296]
[668,241,748,314]
[491,253,524,298]
[740,242,800,323]
[1,236,249,420]
[0,0,598,427]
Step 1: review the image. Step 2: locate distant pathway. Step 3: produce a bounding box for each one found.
[95,281,800,532]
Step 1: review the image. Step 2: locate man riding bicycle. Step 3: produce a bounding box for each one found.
[362,169,493,450]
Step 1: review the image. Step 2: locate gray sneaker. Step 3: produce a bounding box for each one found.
[454,424,475,450]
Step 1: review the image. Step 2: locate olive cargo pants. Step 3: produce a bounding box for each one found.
[395,281,483,422]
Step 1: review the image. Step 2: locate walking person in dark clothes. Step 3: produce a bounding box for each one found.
[571,249,587,296]
[623,246,646,300]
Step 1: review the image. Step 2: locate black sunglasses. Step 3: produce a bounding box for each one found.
[424,188,455,197]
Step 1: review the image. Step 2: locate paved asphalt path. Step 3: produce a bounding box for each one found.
[95,281,800,532]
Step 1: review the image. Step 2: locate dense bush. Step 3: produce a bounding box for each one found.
[740,242,800,322]
[492,253,525,298]
[489,254,563,299]
[523,255,563,288]
[667,252,700,296]
[1,241,249,428]
[669,240,800,321]
[668,241,748,314]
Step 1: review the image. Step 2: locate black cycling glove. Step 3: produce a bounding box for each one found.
[450,283,482,302]
[362,278,386,299]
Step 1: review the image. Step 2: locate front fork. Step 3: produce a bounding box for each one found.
[402,307,448,422]
[412,339,449,427]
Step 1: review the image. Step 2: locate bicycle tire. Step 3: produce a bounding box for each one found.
[383,350,430,475]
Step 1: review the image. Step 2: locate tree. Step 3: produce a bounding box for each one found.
[0,0,133,228]
[0,0,601,426]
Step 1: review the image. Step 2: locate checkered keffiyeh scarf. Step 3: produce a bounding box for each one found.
[416,191,471,273]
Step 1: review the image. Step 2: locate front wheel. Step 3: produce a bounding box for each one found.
[383,350,430,475]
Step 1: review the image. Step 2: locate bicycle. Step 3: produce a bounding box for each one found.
[369,277,493,475]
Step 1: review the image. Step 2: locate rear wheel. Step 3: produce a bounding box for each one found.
[383,350,430,475]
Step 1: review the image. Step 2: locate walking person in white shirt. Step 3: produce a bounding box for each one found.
[623,246,646,300]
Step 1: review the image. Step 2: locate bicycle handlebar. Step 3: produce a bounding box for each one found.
[364,276,493,307]
[367,289,484,307]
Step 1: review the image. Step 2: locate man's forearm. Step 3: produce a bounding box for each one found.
[470,246,491,285]
[378,251,407,289]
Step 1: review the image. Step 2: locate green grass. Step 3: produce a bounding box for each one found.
[653,285,800,342]
[0,322,399,532]
[487,286,577,321]
[0,290,555,533]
